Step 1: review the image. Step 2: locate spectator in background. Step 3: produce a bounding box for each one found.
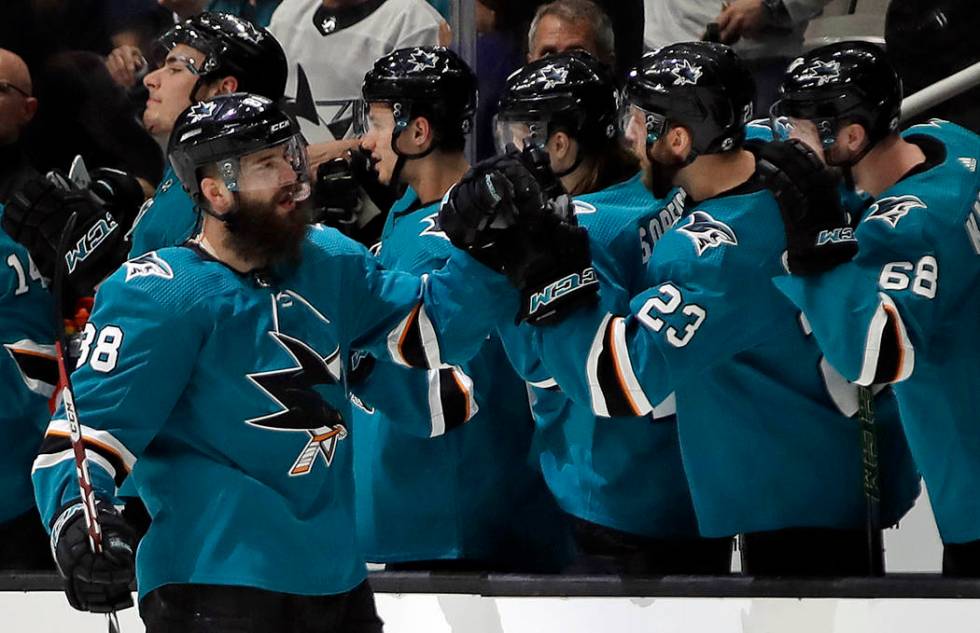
[644,0,833,111]
[268,0,447,146]
[475,0,622,159]
[527,0,615,67]
[0,50,38,204]
[23,51,163,196]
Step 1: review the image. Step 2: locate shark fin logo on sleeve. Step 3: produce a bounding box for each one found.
[124,252,174,282]
[678,211,738,255]
[865,195,927,228]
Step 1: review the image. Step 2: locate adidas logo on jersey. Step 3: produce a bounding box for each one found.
[678,211,737,255]
[865,195,927,228]
[958,157,977,173]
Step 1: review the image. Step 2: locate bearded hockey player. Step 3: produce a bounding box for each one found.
[491,50,731,574]
[30,93,529,631]
[771,42,980,576]
[448,42,921,575]
[350,46,572,572]
[128,11,289,258]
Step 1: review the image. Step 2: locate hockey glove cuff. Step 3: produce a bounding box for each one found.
[755,139,858,275]
[51,500,136,613]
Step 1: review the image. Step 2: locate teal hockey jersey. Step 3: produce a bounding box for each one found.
[532,170,920,538]
[127,165,199,258]
[352,195,571,568]
[0,205,57,524]
[776,120,980,543]
[499,176,700,538]
[32,226,515,597]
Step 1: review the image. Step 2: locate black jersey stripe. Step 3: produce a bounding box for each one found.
[594,317,643,418]
[38,433,130,487]
[438,367,471,433]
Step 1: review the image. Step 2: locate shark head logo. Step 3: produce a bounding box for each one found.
[798,59,841,87]
[865,194,927,228]
[246,292,347,477]
[408,49,438,73]
[678,211,738,255]
[671,59,703,86]
[540,64,569,90]
[124,252,174,282]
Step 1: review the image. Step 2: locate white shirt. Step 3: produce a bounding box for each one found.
[269,0,443,142]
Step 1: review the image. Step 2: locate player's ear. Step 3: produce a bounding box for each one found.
[413,116,432,151]
[669,125,692,161]
[842,122,867,154]
[200,176,232,214]
[548,130,573,170]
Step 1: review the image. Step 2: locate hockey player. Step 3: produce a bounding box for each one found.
[490,51,729,573]
[128,11,289,258]
[447,42,921,575]
[770,42,980,576]
[0,202,56,570]
[29,93,535,629]
[350,46,572,571]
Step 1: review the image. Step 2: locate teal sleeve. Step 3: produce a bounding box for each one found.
[774,201,937,386]
[32,269,206,529]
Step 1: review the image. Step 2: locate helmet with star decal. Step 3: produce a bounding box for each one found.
[622,42,755,159]
[153,11,288,102]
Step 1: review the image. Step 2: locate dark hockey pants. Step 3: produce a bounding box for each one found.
[140,580,384,633]
[740,527,883,576]
[564,516,734,575]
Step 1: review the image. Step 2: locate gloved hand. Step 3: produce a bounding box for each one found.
[3,168,145,302]
[50,500,136,613]
[439,145,598,324]
[754,139,858,275]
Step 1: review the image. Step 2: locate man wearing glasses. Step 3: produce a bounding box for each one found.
[0,48,38,204]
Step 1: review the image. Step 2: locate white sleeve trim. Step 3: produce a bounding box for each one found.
[529,377,558,389]
[32,448,116,484]
[855,292,916,386]
[45,420,137,471]
[609,316,655,416]
[586,314,614,417]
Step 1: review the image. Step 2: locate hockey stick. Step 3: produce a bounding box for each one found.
[53,211,122,633]
[856,385,884,576]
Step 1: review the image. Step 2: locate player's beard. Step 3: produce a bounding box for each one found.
[227,186,312,268]
[644,147,686,199]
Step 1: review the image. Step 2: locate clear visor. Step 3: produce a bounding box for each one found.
[492,115,550,154]
[620,103,668,147]
[147,41,205,76]
[228,135,312,202]
[348,98,369,138]
[769,103,836,152]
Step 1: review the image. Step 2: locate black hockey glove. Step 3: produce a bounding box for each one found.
[754,139,858,275]
[440,145,598,324]
[51,500,136,613]
[313,157,362,231]
[3,169,143,301]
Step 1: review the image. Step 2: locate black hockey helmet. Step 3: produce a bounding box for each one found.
[360,46,478,153]
[622,42,755,160]
[154,12,288,102]
[168,93,310,221]
[772,41,901,154]
[494,51,619,156]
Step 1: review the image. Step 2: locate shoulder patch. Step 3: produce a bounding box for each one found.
[124,252,174,282]
[865,194,927,228]
[419,212,449,241]
[678,210,738,255]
